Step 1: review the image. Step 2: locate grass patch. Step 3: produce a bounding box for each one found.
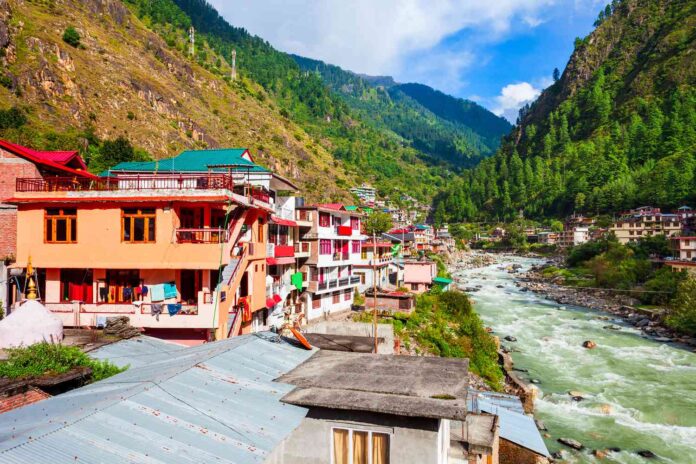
[0,343,127,382]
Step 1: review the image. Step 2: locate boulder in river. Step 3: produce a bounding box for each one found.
[496,284,504,288]
[637,450,656,458]
[636,318,651,328]
[558,437,583,450]
[593,449,608,459]
[535,419,547,431]
[504,335,517,342]
[582,340,597,349]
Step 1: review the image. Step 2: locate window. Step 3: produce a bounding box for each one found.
[352,241,361,254]
[361,247,368,260]
[333,292,340,304]
[312,294,322,309]
[122,208,155,243]
[351,217,360,230]
[411,283,418,291]
[332,428,389,464]
[320,239,332,255]
[45,208,77,243]
[344,290,351,301]
[319,212,331,227]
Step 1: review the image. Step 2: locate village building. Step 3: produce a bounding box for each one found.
[353,239,394,293]
[610,207,681,244]
[295,203,364,321]
[670,236,696,261]
[557,226,589,248]
[350,183,377,206]
[403,259,437,294]
[6,148,298,344]
[0,140,97,311]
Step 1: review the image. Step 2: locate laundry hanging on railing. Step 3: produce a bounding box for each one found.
[163,282,178,299]
[150,284,165,302]
[167,303,182,316]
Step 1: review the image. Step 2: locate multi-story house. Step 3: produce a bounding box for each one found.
[295,204,364,321]
[557,226,590,248]
[349,183,376,205]
[353,239,394,293]
[8,148,296,344]
[0,140,98,309]
[403,259,437,294]
[611,207,681,244]
[670,236,696,261]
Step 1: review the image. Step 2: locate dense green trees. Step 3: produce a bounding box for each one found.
[433,0,696,222]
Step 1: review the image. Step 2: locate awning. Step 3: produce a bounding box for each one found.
[270,215,297,227]
[433,277,453,285]
[266,257,295,265]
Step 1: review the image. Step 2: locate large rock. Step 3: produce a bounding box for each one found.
[558,437,583,450]
[582,340,597,349]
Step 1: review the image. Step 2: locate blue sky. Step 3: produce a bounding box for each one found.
[209,0,602,122]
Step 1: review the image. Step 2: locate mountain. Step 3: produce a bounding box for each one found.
[0,0,454,203]
[291,55,512,168]
[433,0,696,223]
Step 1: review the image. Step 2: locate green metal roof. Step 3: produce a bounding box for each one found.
[432,277,453,285]
[105,148,269,175]
[344,205,359,211]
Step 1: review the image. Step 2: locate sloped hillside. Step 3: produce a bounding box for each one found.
[292,55,512,168]
[0,0,372,201]
[433,0,695,222]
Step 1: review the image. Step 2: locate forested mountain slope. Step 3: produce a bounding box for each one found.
[433,0,695,223]
[0,0,460,202]
[292,54,512,169]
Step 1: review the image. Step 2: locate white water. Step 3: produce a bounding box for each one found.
[454,257,696,463]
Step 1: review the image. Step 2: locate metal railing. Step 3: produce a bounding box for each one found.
[175,228,229,244]
[16,174,234,192]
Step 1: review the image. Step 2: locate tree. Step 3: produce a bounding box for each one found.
[553,67,560,82]
[666,277,696,336]
[362,211,393,236]
[62,27,81,48]
[100,136,135,166]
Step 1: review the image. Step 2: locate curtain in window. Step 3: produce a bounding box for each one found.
[352,431,368,464]
[372,433,389,464]
[333,429,349,464]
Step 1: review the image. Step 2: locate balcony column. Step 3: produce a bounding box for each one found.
[204,206,211,228]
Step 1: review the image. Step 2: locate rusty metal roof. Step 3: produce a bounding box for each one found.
[0,334,314,463]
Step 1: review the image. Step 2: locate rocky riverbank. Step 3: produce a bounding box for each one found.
[517,264,696,350]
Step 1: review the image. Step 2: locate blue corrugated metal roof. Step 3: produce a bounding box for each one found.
[468,390,550,457]
[0,334,314,463]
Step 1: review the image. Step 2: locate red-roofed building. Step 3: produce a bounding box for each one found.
[0,140,96,260]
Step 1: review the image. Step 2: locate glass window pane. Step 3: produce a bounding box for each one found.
[56,219,67,241]
[46,208,60,216]
[134,217,145,241]
[123,217,131,241]
[333,429,349,464]
[46,219,53,241]
[372,433,389,464]
[70,218,77,242]
[353,431,368,464]
[147,218,155,242]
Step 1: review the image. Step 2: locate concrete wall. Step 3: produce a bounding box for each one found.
[266,409,441,464]
[404,262,436,284]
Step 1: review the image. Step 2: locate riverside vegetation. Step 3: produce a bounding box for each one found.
[356,290,503,390]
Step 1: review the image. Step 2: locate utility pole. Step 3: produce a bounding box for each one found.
[189,26,195,57]
[372,231,378,354]
[230,49,237,80]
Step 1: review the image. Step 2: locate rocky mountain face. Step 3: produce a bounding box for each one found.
[0,0,355,200]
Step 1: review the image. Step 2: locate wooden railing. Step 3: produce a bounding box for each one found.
[16,174,234,192]
[175,228,229,244]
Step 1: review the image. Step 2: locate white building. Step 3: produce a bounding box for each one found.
[353,240,394,293]
[349,183,377,205]
[295,204,364,321]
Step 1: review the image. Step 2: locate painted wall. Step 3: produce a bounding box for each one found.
[404,262,436,284]
[16,205,224,269]
[266,409,441,464]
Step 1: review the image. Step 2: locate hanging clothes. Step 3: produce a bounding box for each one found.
[99,287,108,302]
[163,282,178,300]
[167,303,182,316]
[151,303,163,321]
[123,287,133,301]
[150,284,165,302]
[141,285,149,296]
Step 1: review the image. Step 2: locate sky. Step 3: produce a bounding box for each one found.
[208,0,602,123]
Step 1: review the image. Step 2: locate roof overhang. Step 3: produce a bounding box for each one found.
[270,173,299,192]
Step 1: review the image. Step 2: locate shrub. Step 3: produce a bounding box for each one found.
[0,106,27,129]
[0,343,126,382]
[62,27,81,48]
[666,277,696,336]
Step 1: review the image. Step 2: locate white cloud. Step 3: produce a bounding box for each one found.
[492,82,541,122]
[209,0,555,86]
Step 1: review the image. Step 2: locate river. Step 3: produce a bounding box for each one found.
[452,256,696,464]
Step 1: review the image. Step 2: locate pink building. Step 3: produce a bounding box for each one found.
[403,260,437,294]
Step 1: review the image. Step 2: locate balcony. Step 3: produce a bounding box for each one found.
[175,228,229,244]
[336,226,352,236]
[16,174,234,192]
[332,252,350,262]
[274,244,295,258]
[308,275,361,293]
[294,241,310,256]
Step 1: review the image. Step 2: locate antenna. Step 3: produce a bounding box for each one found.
[189,26,195,57]
[230,49,237,81]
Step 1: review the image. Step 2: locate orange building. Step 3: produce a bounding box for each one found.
[7,148,297,345]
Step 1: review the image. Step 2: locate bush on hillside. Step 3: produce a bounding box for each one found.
[62,27,81,48]
[666,277,696,336]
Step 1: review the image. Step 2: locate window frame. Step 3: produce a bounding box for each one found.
[44,208,77,244]
[121,208,156,243]
[330,426,390,464]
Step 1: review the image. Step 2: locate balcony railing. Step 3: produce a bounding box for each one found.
[16,174,234,192]
[274,245,295,258]
[175,228,229,244]
[336,225,352,236]
[309,275,361,293]
[294,242,310,253]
